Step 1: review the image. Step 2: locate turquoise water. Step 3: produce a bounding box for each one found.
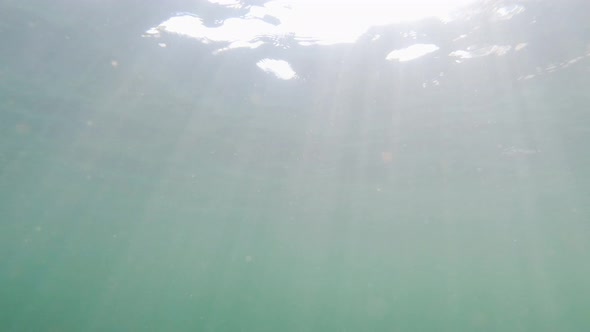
[1,1,590,331]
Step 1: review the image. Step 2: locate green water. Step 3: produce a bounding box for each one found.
[1,1,590,331]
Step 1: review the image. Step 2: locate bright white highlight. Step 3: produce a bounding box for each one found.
[148,0,478,48]
[256,59,297,80]
[386,44,440,62]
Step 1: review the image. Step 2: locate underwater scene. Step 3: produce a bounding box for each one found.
[1,0,590,331]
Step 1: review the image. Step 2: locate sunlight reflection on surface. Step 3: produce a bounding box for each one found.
[148,0,477,47]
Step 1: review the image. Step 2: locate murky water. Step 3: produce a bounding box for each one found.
[1,0,590,331]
